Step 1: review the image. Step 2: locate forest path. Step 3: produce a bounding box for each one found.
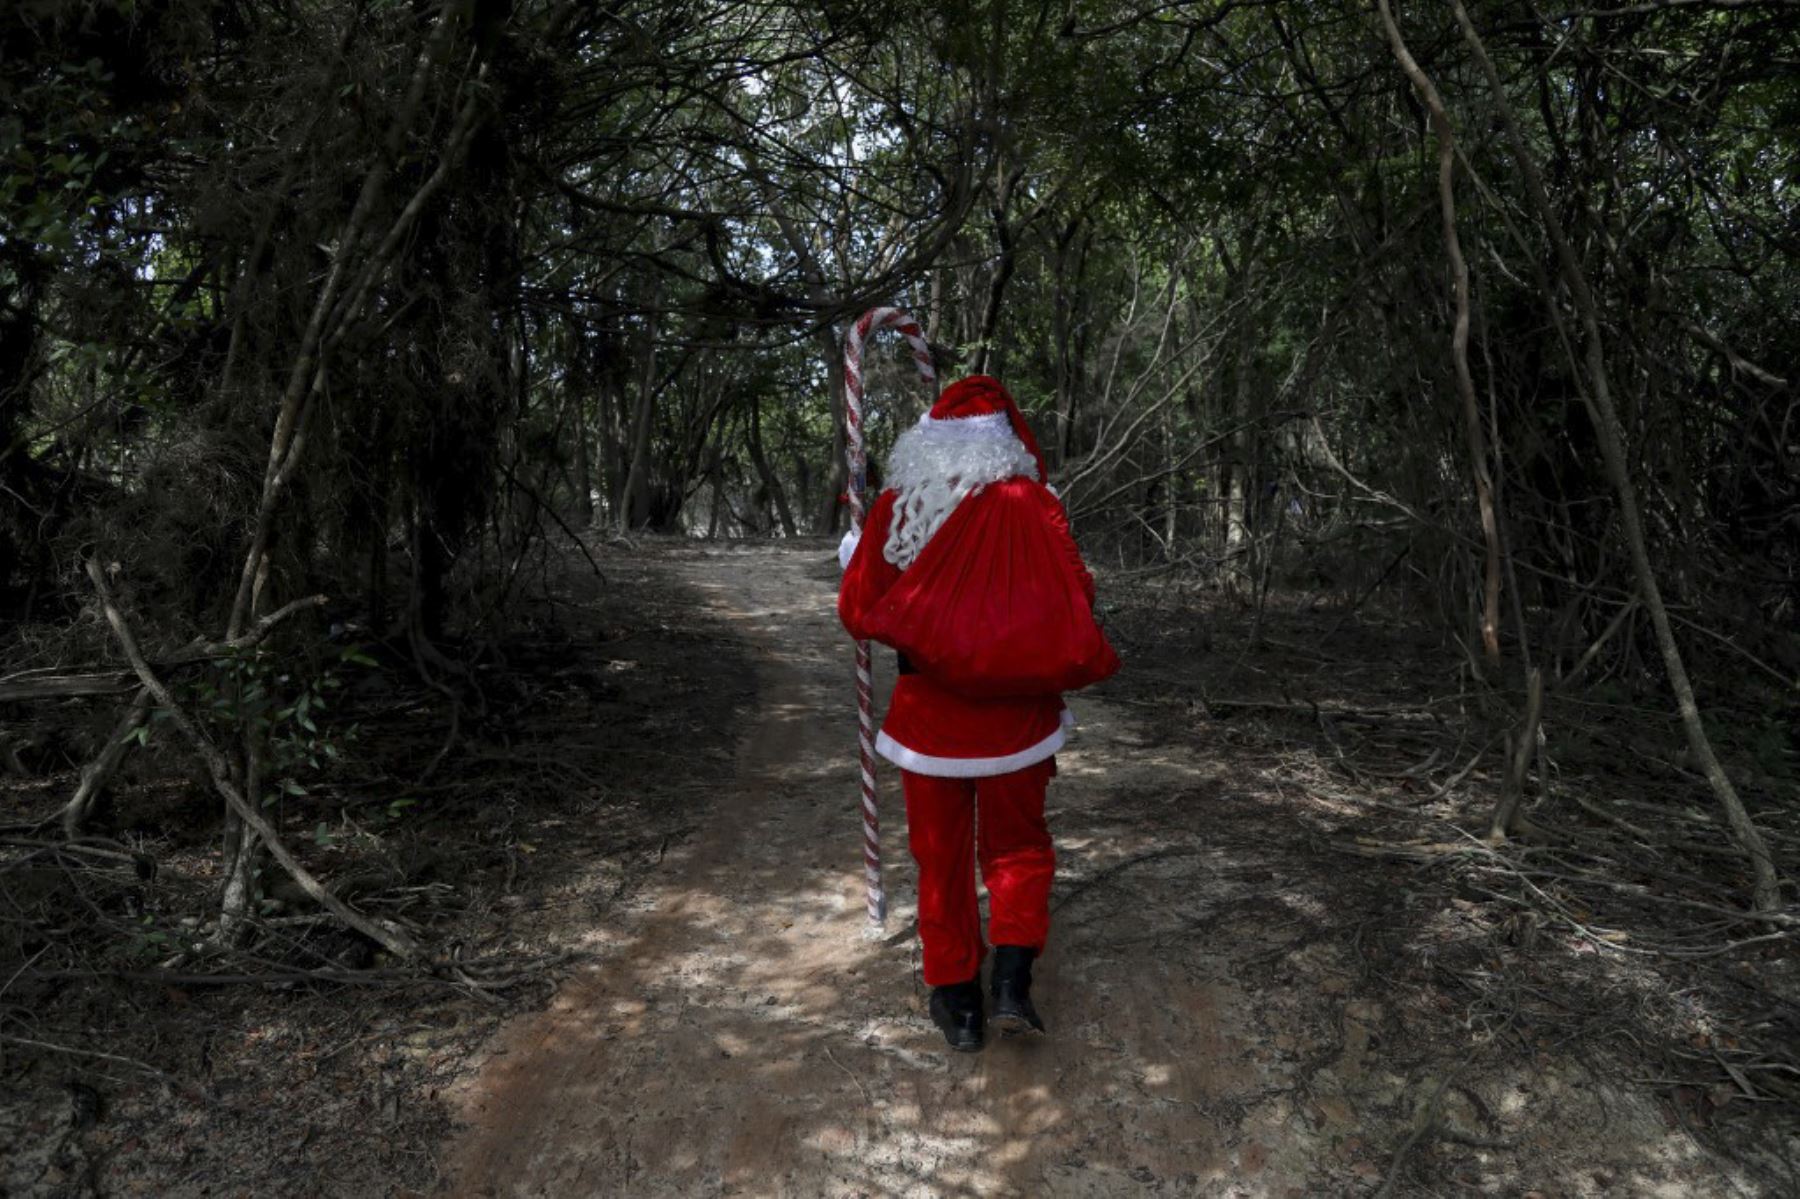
[442,541,1275,1197]
[439,542,1727,1198]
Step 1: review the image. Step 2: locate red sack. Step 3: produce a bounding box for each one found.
[864,478,1120,698]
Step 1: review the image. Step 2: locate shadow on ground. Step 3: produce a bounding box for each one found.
[442,543,1772,1197]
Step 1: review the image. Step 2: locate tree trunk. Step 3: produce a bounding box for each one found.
[1488,667,1545,841]
[746,393,797,537]
[597,345,626,526]
[1225,313,1253,587]
[619,279,662,531]
[1051,217,1088,469]
[1216,227,1261,590]
[1376,0,1503,669]
[572,388,593,527]
[705,444,725,538]
[1451,0,1779,911]
[567,322,593,526]
[812,325,848,536]
[972,166,1025,377]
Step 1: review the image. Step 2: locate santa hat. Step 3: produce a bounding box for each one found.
[919,375,1047,483]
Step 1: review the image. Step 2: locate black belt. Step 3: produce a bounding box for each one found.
[896,651,916,676]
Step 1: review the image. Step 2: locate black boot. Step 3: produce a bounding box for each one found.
[928,979,985,1053]
[989,945,1046,1036]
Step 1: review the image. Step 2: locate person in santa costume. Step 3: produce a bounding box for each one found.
[838,374,1119,1053]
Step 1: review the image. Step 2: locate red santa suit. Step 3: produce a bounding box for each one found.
[838,376,1118,987]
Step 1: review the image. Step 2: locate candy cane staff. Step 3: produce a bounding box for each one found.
[838,307,937,930]
[838,371,1120,1053]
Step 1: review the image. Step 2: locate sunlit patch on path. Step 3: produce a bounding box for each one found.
[443,543,1746,1197]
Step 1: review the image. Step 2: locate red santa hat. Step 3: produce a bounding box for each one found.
[920,375,1047,483]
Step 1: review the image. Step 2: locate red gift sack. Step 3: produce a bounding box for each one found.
[864,478,1120,698]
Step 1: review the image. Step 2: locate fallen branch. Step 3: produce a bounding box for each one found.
[1374,1074,1454,1199]
[1333,836,1483,862]
[185,592,333,661]
[1,1033,200,1095]
[0,593,330,704]
[1553,596,1638,693]
[1202,697,1445,726]
[0,837,151,873]
[16,966,427,988]
[0,672,139,702]
[85,557,420,963]
[1418,736,1499,804]
[500,456,606,584]
[61,685,152,836]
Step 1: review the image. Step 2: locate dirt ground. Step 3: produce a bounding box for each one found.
[2,541,758,1197]
[441,542,1783,1198]
[6,538,1793,1196]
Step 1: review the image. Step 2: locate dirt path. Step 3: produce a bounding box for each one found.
[442,543,1751,1198]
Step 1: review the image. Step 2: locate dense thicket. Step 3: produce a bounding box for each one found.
[3,1,1795,940]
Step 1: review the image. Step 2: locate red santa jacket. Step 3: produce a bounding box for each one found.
[838,480,1106,778]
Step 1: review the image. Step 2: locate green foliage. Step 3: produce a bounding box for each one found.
[1,0,1792,773]
[182,645,371,807]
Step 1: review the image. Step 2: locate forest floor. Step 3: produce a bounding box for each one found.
[4,538,1794,1196]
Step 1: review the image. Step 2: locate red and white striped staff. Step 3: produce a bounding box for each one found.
[843,306,935,930]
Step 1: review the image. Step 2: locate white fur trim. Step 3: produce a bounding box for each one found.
[837,527,860,571]
[882,416,1038,570]
[917,411,1010,436]
[875,723,1065,778]
[1060,705,1076,729]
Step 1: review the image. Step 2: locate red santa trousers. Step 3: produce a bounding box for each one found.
[902,757,1056,986]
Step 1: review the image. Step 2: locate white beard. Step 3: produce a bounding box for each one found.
[882,414,1039,569]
